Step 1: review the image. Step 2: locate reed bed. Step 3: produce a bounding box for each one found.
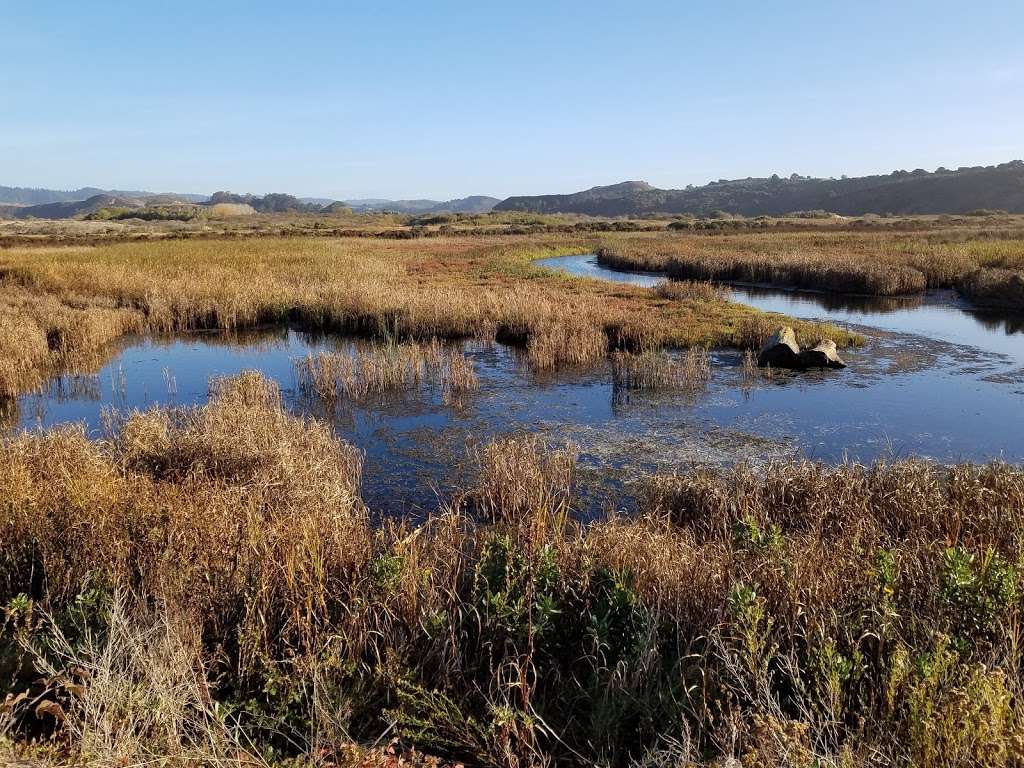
[598,229,1024,305]
[958,267,1024,308]
[294,340,479,405]
[3,372,1024,766]
[0,235,861,403]
[653,278,729,302]
[611,346,711,393]
[440,346,479,403]
[526,317,608,371]
[742,348,759,381]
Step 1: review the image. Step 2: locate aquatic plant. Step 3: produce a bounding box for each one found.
[3,373,1024,766]
[294,340,480,403]
[0,234,860,403]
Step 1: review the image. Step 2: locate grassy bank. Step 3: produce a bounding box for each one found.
[0,234,856,403]
[2,372,1023,766]
[596,228,1024,306]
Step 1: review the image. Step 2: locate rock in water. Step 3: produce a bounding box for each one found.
[799,339,847,369]
[757,326,801,368]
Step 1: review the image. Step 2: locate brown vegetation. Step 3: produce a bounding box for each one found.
[611,346,711,393]
[597,227,1024,305]
[2,374,1024,766]
[0,235,858,405]
[294,340,480,404]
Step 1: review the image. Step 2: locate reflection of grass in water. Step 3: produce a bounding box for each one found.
[0,234,862,403]
[293,339,479,405]
[611,347,711,393]
[7,370,1024,765]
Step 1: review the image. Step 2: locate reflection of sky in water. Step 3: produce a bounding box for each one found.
[537,254,1024,363]
[10,255,1024,517]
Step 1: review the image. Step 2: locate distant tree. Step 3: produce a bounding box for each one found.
[259,193,304,213]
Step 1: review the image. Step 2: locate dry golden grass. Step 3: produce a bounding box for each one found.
[294,339,479,403]
[2,373,369,663]
[2,220,1024,767]
[611,346,711,393]
[0,235,860,402]
[653,278,729,302]
[597,228,1024,303]
[3,380,1024,766]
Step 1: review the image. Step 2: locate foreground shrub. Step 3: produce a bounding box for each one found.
[3,381,1024,765]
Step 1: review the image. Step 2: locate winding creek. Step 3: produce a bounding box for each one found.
[10,253,1024,516]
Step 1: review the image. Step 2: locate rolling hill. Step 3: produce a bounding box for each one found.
[1,194,147,220]
[0,185,207,207]
[494,161,1024,217]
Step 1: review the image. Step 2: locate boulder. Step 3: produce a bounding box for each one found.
[757,326,801,368]
[799,339,847,369]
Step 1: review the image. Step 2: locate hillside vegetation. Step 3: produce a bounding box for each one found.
[345,195,500,214]
[496,161,1024,217]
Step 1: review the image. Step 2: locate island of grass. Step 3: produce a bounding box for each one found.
[594,228,1024,307]
[0,234,859,402]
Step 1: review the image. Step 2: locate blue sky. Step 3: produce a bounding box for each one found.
[3,1,1022,200]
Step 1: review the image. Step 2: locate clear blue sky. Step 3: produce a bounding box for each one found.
[3,1,1022,200]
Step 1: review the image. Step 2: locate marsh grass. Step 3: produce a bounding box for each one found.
[742,349,758,380]
[294,340,479,405]
[599,230,1024,306]
[2,376,1024,765]
[0,235,860,403]
[653,279,728,302]
[958,267,1024,309]
[611,346,711,394]
[526,316,608,371]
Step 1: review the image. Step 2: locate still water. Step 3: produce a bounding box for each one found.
[11,254,1024,515]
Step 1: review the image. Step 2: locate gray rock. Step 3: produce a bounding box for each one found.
[757,326,801,368]
[799,339,847,369]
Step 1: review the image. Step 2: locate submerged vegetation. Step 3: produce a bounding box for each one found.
[2,372,1024,766]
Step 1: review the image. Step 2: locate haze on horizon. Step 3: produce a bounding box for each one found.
[3,0,1022,201]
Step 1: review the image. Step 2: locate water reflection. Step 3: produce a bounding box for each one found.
[726,282,925,314]
[537,254,1024,362]
[8,256,1024,517]
[966,310,1024,336]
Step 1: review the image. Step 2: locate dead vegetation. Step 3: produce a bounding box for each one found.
[0,235,859,403]
[598,227,1024,305]
[2,376,1024,766]
[294,339,480,405]
[611,346,711,393]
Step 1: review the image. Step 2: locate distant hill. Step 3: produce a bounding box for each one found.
[5,194,145,220]
[344,195,500,214]
[494,162,1024,217]
[0,185,207,207]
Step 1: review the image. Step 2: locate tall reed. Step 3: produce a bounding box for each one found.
[3,381,1024,766]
